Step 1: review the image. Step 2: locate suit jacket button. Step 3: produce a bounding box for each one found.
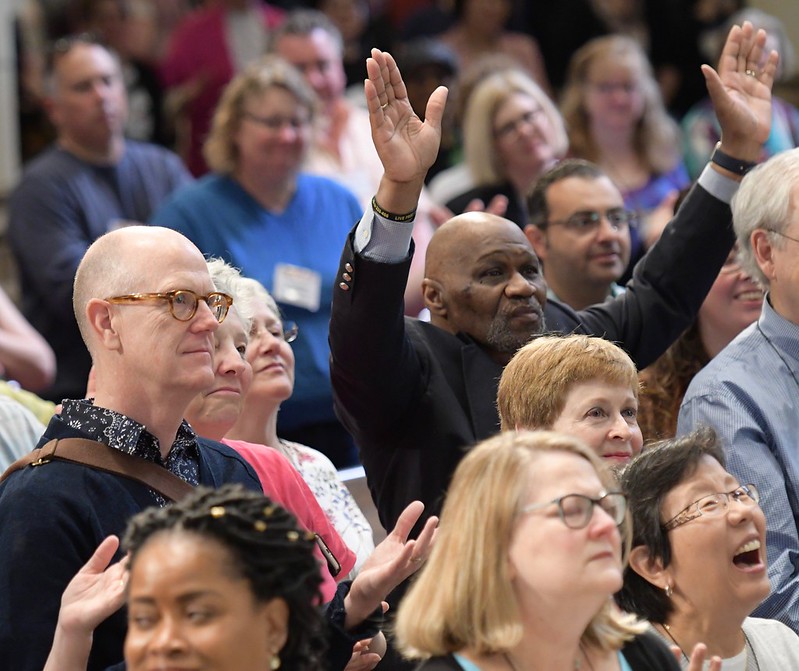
[345,263,354,273]
[339,282,350,291]
[342,272,352,281]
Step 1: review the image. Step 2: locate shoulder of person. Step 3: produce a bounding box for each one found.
[622,630,681,670]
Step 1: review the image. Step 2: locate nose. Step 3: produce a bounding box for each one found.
[149,615,187,656]
[505,271,536,297]
[607,413,632,441]
[588,503,620,538]
[250,328,282,357]
[192,300,220,334]
[217,344,248,377]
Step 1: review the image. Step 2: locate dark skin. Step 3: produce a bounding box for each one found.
[365,21,777,363]
[423,212,547,365]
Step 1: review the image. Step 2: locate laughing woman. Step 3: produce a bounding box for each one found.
[617,427,799,669]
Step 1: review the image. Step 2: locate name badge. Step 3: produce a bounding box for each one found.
[272,263,321,312]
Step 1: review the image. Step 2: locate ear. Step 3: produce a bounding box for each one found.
[260,597,290,658]
[524,224,548,261]
[86,298,122,352]
[422,278,447,318]
[628,545,670,589]
[750,229,776,283]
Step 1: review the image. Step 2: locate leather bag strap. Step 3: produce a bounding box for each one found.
[0,437,195,501]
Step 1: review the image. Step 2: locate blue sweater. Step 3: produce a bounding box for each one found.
[0,415,262,671]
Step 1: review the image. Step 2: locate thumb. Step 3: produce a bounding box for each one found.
[701,64,726,110]
[423,86,449,132]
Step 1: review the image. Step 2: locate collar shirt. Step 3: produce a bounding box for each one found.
[60,398,200,505]
[678,294,799,629]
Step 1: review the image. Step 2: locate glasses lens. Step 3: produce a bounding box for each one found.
[207,293,230,323]
[607,210,633,229]
[567,212,600,232]
[746,484,760,504]
[283,322,299,343]
[601,493,627,526]
[170,291,197,321]
[559,495,593,529]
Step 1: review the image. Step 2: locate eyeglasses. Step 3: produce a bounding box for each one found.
[494,108,544,140]
[106,290,233,323]
[243,112,309,131]
[521,491,627,529]
[768,229,799,245]
[547,209,637,234]
[251,321,299,344]
[589,81,638,96]
[662,484,760,531]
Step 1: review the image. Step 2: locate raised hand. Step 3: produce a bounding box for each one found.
[703,20,779,160]
[366,49,448,214]
[44,536,129,671]
[343,500,438,629]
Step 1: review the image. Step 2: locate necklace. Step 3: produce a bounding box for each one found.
[659,623,761,670]
[502,643,595,671]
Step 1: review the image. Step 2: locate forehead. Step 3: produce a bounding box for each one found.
[663,455,736,509]
[561,379,637,405]
[587,55,639,82]
[545,175,624,214]
[526,450,604,501]
[494,91,541,122]
[275,29,338,62]
[53,43,118,85]
[245,87,305,114]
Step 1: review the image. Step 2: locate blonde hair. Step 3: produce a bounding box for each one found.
[498,335,639,432]
[204,55,318,174]
[560,35,681,175]
[463,68,568,186]
[395,430,641,659]
[205,258,252,335]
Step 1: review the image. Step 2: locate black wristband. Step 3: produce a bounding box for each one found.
[371,196,417,223]
[710,142,757,176]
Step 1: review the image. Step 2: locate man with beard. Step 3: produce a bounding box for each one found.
[330,23,777,537]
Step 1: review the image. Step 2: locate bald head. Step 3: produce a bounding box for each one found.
[74,226,208,351]
[422,212,547,362]
[425,212,531,280]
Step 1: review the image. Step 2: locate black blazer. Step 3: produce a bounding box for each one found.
[330,182,733,535]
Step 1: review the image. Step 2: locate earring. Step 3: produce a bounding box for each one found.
[270,653,281,670]
[664,583,673,598]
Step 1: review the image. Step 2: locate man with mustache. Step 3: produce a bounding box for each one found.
[331,21,776,541]
[525,159,632,311]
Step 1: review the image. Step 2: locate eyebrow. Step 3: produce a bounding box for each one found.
[129,590,220,606]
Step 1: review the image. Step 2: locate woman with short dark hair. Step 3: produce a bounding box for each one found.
[618,427,799,668]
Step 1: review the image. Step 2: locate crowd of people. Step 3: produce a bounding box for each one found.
[2,1,799,670]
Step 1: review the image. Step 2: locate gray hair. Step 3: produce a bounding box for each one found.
[267,9,343,56]
[205,258,252,335]
[731,147,799,288]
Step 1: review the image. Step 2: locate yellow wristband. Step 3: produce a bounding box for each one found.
[371,196,417,223]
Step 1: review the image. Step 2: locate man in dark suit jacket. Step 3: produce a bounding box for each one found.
[330,25,777,536]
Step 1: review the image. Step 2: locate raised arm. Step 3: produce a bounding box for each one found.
[366,49,447,216]
[570,21,778,368]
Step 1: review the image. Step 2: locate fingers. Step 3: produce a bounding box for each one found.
[759,48,780,92]
[391,500,425,541]
[409,514,438,562]
[485,194,510,217]
[423,85,449,131]
[82,535,120,575]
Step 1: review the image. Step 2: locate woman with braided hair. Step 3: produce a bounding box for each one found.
[45,483,436,670]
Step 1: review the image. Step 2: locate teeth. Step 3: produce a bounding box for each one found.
[736,291,764,301]
[734,539,761,556]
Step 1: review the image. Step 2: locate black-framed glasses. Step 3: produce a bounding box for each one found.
[547,209,637,234]
[662,484,760,531]
[521,491,627,529]
[106,290,233,323]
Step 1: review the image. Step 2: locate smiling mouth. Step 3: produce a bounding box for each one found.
[734,290,764,302]
[733,538,762,567]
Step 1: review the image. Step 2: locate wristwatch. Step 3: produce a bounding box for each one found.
[710,142,757,175]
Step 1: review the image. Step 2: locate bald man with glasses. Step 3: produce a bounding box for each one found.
[0,226,262,671]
